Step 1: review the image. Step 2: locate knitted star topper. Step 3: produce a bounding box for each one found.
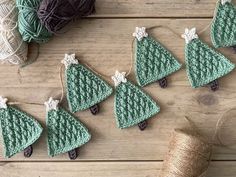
[62,54,113,115]
[182,28,235,90]
[112,71,160,130]
[133,27,181,88]
[45,97,91,159]
[211,0,236,48]
[0,96,43,158]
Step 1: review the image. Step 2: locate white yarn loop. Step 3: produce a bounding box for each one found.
[181,28,199,44]
[0,96,8,109]
[61,53,79,69]
[111,70,127,87]
[132,27,148,41]
[44,97,59,112]
[0,0,28,64]
[221,0,231,5]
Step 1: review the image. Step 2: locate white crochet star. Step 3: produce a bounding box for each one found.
[181,28,198,44]
[0,96,8,109]
[111,70,127,87]
[44,97,59,112]
[221,0,231,5]
[61,53,79,69]
[132,27,148,41]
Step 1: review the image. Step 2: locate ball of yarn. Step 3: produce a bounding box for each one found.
[0,0,28,64]
[159,129,212,177]
[16,0,52,43]
[37,0,96,34]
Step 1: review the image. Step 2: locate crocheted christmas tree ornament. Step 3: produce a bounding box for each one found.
[0,96,43,158]
[133,27,182,88]
[45,97,91,159]
[182,28,235,90]
[112,71,160,130]
[62,54,113,114]
[211,0,236,48]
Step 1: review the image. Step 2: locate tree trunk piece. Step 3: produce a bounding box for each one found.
[90,104,99,115]
[209,80,219,92]
[68,148,78,160]
[138,120,148,131]
[158,77,168,88]
[24,145,33,158]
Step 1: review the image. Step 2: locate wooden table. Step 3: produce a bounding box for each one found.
[1,0,236,176]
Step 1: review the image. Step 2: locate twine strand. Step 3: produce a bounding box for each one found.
[59,63,65,103]
[198,0,220,35]
[214,107,236,148]
[7,101,44,106]
[147,25,183,39]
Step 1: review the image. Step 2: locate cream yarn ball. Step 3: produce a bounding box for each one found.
[0,0,28,64]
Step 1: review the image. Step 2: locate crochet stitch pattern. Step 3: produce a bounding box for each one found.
[133,27,182,87]
[112,71,160,129]
[211,0,236,48]
[62,54,113,113]
[182,28,235,88]
[45,97,91,157]
[0,96,43,158]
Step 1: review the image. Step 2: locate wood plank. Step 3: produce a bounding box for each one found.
[92,0,235,17]
[1,19,236,161]
[1,161,236,177]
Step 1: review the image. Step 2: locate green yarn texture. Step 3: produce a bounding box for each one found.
[16,0,52,43]
[135,37,182,87]
[211,1,236,48]
[185,38,235,88]
[0,106,43,158]
[46,107,91,157]
[114,81,160,129]
[66,63,113,113]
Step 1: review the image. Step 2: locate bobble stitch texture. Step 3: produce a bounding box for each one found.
[46,106,91,157]
[114,81,160,129]
[0,106,43,158]
[66,62,113,113]
[185,37,235,88]
[135,36,181,87]
[211,0,236,47]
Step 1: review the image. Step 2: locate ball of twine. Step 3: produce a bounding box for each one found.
[0,0,28,64]
[159,129,212,177]
[16,0,52,43]
[37,0,96,34]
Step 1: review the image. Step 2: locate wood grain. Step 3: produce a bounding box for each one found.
[92,0,236,17]
[1,161,236,177]
[1,19,236,161]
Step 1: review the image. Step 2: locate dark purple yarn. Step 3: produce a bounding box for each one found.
[37,0,95,34]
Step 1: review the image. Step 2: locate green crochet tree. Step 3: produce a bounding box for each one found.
[133,27,182,87]
[211,0,236,48]
[0,96,43,158]
[45,97,91,159]
[182,28,235,89]
[62,54,113,114]
[112,71,160,129]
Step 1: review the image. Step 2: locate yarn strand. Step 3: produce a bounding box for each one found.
[147,25,183,39]
[214,107,236,148]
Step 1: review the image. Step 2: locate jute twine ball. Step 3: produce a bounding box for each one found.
[159,129,212,177]
[0,0,28,64]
